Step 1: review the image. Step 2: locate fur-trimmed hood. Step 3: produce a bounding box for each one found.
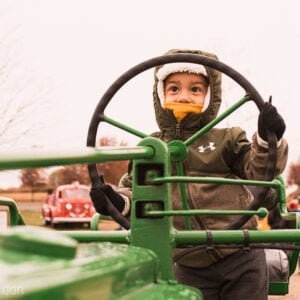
[153,49,222,139]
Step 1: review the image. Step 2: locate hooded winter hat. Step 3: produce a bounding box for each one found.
[156,62,210,106]
[153,49,222,134]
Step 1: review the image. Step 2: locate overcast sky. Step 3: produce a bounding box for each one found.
[0,0,300,187]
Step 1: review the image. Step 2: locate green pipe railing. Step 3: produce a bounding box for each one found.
[276,176,291,219]
[173,229,300,246]
[61,231,130,243]
[145,207,268,218]
[149,176,282,188]
[90,213,101,230]
[0,198,25,226]
[148,174,292,223]
[289,213,300,275]
[0,146,154,170]
[61,229,300,246]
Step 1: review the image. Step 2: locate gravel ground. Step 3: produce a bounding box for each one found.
[17,201,43,212]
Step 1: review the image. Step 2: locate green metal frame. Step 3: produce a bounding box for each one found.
[267,176,300,295]
[0,96,299,297]
[1,137,299,295]
[0,197,25,226]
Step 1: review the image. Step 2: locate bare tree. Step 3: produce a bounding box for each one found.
[96,136,128,185]
[19,168,48,201]
[19,168,48,188]
[48,165,90,189]
[287,161,300,186]
[47,136,129,188]
[0,11,54,148]
[285,160,300,201]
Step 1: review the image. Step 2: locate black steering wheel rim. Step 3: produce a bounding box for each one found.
[87,53,277,230]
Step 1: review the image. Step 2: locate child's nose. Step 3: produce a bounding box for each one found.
[177,90,191,103]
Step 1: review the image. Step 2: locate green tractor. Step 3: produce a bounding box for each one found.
[0,54,299,299]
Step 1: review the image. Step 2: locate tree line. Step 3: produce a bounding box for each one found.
[286,161,300,200]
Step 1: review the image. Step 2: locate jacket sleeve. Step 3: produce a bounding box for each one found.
[117,162,133,201]
[229,127,288,180]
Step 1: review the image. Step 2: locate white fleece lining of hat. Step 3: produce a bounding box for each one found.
[156,63,211,110]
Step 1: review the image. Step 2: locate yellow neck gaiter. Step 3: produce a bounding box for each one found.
[164,102,204,122]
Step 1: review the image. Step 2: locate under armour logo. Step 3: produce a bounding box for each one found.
[198,142,216,153]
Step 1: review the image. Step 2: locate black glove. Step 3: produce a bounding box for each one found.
[258,102,286,141]
[248,186,278,210]
[90,184,125,215]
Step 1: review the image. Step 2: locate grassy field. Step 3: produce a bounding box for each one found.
[22,211,44,226]
[20,210,119,230]
[0,191,47,202]
[0,191,45,226]
[0,192,122,230]
[15,201,119,230]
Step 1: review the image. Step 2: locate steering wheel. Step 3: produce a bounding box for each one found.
[87,53,278,230]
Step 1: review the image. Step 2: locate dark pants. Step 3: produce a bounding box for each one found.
[174,249,268,300]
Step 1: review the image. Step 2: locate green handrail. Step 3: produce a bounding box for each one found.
[289,212,300,275]
[90,213,101,230]
[0,198,25,226]
[0,146,154,170]
[61,230,130,243]
[173,229,300,246]
[145,207,268,218]
[149,176,281,187]
[60,228,300,246]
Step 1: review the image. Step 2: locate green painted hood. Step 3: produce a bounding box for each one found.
[0,226,202,299]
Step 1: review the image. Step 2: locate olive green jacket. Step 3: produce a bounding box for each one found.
[119,49,288,268]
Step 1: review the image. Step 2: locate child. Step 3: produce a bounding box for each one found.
[90,49,288,299]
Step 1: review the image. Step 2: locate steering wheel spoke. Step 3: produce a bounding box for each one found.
[184,95,250,146]
[103,115,148,139]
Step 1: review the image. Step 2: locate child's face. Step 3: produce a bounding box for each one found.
[164,72,208,104]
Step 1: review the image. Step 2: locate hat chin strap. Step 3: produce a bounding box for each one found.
[163,102,204,122]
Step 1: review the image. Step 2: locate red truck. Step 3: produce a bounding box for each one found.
[42,182,95,227]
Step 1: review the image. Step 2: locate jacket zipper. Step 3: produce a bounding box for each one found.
[174,114,191,140]
[175,123,181,139]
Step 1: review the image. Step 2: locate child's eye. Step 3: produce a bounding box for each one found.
[191,87,202,93]
[166,86,179,93]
